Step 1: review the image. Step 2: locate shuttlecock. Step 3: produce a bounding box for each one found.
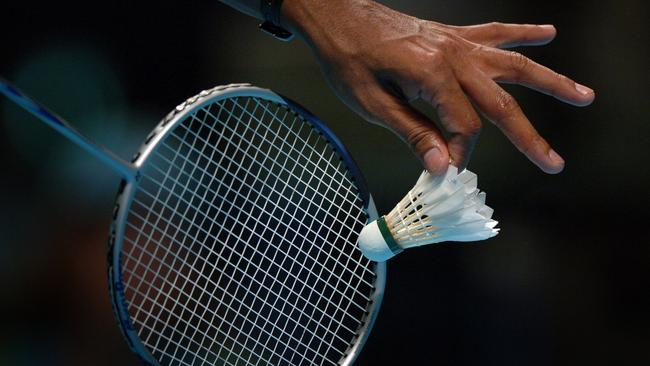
[358,166,499,262]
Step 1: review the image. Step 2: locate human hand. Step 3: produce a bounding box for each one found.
[281,0,595,175]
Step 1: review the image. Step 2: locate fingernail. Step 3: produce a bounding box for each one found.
[540,24,555,30]
[423,147,446,175]
[574,82,593,96]
[548,148,565,165]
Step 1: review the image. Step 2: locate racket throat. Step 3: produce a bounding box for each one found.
[0,77,138,180]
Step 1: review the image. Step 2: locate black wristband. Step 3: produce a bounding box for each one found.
[259,0,294,41]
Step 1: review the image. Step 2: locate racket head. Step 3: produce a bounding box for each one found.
[107,84,386,366]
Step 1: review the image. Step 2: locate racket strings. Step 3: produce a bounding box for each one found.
[144,125,373,287]
[234,99,362,206]
[121,97,375,366]
[130,100,308,365]
[147,103,368,348]
[130,164,369,318]
[123,102,208,325]
[206,97,372,282]
[125,172,366,336]
[189,98,366,235]
[170,97,373,286]
[149,99,296,361]
[122,204,360,365]
[131,100,372,300]
[129,103,225,364]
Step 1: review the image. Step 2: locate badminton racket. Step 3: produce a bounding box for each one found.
[0,78,386,366]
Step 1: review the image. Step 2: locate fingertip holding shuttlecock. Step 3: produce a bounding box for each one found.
[358,166,499,262]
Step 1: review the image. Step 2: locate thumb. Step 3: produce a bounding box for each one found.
[380,97,450,176]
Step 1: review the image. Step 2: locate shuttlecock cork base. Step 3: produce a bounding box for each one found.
[358,165,499,262]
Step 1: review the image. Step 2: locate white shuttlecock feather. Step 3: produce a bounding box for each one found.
[358,165,499,262]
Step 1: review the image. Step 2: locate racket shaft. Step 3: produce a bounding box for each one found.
[0,77,136,180]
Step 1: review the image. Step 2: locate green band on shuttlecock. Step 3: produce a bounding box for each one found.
[377,216,403,255]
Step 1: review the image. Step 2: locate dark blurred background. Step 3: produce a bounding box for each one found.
[0,0,648,365]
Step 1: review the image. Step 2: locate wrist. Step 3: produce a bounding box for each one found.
[280,0,373,44]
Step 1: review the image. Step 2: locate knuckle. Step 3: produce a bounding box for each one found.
[488,21,504,33]
[449,115,482,137]
[422,49,447,69]
[550,72,570,93]
[406,126,439,153]
[508,51,530,72]
[546,72,574,96]
[495,89,519,115]
[437,34,455,49]
[555,72,569,83]
[520,133,545,155]
[461,118,483,137]
[426,20,448,30]
[558,73,575,88]
[438,33,466,56]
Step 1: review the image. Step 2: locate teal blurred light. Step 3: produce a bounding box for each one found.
[2,42,147,206]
